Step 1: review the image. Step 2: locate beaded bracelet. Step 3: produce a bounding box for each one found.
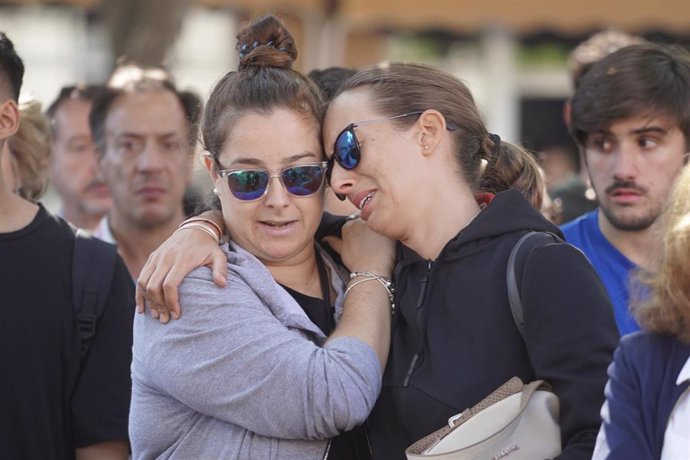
[344,271,395,313]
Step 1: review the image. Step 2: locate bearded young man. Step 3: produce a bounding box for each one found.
[564,43,690,335]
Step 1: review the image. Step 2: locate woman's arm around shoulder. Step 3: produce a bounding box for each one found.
[132,262,382,441]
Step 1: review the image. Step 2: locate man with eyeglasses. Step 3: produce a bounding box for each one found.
[89,63,201,278]
[47,84,111,231]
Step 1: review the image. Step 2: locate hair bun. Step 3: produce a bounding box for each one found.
[236,15,297,71]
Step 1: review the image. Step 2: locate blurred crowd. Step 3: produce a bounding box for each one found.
[1,18,689,460]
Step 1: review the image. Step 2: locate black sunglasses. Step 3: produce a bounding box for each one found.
[217,162,328,201]
[326,111,458,185]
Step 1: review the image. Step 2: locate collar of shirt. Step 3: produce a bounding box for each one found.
[92,215,117,246]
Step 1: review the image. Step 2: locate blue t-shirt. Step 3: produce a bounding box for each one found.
[561,210,640,335]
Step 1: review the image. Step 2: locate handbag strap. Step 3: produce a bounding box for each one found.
[507,231,561,342]
[406,378,550,455]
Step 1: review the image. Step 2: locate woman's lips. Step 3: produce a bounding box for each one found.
[258,220,297,235]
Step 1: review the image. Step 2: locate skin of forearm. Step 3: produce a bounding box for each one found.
[199,210,392,364]
[76,440,129,460]
[327,280,392,369]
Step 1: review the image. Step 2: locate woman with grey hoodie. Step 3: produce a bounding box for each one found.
[129,15,394,459]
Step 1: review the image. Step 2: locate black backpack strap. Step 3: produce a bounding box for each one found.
[507,231,562,342]
[72,229,118,357]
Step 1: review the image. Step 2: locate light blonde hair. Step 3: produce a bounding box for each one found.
[633,163,690,342]
[8,97,51,202]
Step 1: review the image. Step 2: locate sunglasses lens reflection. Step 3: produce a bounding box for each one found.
[227,170,269,200]
[281,165,325,196]
[227,165,325,201]
[335,129,359,170]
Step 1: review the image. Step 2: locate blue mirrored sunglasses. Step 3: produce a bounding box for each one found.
[326,111,458,184]
[218,162,328,201]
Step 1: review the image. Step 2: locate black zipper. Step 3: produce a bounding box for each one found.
[403,260,433,387]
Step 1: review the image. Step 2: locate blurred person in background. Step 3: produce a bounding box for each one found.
[89,63,201,278]
[47,84,111,230]
[0,31,132,460]
[308,66,357,103]
[566,30,648,98]
[564,43,690,336]
[538,145,579,193]
[537,144,594,224]
[592,163,690,459]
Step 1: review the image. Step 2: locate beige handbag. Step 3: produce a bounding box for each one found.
[405,377,561,460]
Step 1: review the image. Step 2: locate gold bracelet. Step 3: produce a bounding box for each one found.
[175,222,220,244]
[179,217,223,238]
[177,219,221,242]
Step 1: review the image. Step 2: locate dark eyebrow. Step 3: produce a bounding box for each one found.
[115,132,144,140]
[230,152,320,167]
[230,157,263,167]
[630,126,668,136]
[592,126,669,137]
[281,152,319,165]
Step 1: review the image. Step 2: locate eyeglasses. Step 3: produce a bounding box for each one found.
[326,111,458,183]
[217,162,328,201]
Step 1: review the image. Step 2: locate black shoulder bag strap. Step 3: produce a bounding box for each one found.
[72,229,118,357]
[506,231,562,342]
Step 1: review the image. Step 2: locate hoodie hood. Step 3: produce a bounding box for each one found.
[397,189,562,266]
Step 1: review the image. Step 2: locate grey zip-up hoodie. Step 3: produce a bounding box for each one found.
[130,242,382,459]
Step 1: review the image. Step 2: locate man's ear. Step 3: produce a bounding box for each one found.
[417,109,447,155]
[0,99,20,141]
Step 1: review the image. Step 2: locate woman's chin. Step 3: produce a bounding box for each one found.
[363,214,392,239]
[254,242,312,265]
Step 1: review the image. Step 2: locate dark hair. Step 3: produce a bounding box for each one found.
[0,32,24,101]
[46,84,105,132]
[570,43,690,148]
[567,30,647,90]
[307,66,357,102]
[336,63,543,209]
[89,63,202,156]
[200,15,324,168]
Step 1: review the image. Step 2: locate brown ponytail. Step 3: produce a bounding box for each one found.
[479,136,543,210]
